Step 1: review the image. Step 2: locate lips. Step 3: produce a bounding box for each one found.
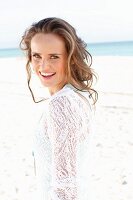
[39,72,56,78]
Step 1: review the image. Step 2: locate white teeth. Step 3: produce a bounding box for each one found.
[40,72,55,76]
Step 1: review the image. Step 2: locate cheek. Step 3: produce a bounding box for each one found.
[58,65,66,75]
[61,62,67,74]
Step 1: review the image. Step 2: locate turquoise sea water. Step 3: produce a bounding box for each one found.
[0,41,133,58]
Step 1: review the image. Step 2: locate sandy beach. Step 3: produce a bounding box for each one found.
[0,56,133,200]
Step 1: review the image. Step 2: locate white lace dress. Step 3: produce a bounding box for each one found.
[33,83,94,200]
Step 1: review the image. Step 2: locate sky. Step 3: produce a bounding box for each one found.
[0,0,133,48]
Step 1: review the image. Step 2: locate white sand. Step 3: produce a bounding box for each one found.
[0,56,133,200]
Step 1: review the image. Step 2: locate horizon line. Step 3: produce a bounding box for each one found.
[0,40,133,50]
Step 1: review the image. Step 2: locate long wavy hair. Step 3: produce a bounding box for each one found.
[20,17,98,104]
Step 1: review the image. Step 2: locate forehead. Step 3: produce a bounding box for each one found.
[31,33,66,53]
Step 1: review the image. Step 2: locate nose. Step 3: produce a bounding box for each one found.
[39,59,50,70]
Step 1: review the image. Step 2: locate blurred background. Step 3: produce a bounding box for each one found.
[0,0,133,199]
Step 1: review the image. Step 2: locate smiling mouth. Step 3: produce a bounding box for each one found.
[39,72,56,78]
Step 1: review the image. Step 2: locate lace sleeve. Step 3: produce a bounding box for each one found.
[48,95,81,200]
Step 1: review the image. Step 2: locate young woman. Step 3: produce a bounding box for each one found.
[20,17,98,200]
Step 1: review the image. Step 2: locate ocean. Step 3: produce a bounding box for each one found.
[0,41,133,58]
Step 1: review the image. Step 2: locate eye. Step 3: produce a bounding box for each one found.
[50,55,59,59]
[32,54,41,59]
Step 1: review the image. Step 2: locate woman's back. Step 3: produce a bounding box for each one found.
[33,83,93,200]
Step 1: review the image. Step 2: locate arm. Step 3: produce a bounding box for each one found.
[48,95,81,200]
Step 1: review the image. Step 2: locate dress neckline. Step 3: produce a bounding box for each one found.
[47,83,75,100]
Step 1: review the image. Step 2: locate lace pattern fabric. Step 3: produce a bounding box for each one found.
[34,84,93,200]
[48,95,82,200]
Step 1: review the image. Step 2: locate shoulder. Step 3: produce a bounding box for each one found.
[47,85,93,141]
[48,84,92,115]
[48,88,83,130]
[48,86,77,113]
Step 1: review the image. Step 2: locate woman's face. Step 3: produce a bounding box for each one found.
[30,33,68,95]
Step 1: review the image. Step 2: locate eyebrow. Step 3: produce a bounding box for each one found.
[31,52,62,55]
